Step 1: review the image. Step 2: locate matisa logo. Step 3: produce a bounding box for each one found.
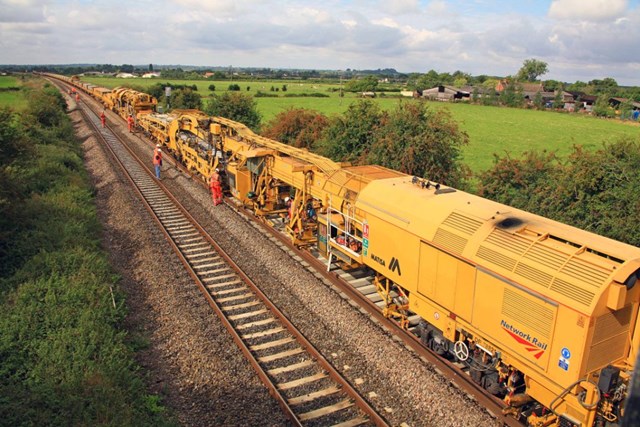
[501,320,548,359]
[370,255,402,276]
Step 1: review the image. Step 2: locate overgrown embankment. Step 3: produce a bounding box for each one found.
[0,84,172,426]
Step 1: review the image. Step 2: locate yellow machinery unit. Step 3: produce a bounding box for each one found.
[49,72,640,427]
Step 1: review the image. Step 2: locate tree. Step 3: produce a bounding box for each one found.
[261,108,328,149]
[414,69,442,91]
[533,91,544,109]
[228,84,241,91]
[171,88,202,110]
[148,63,153,71]
[516,59,549,82]
[453,77,468,88]
[471,87,480,103]
[205,92,261,131]
[344,75,378,93]
[593,95,615,118]
[618,98,634,120]
[552,91,564,109]
[477,150,560,212]
[501,81,525,108]
[544,80,564,92]
[567,81,588,92]
[589,77,618,95]
[208,84,216,92]
[318,100,382,163]
[368,102,470,187]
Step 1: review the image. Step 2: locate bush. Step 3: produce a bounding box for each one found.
[0,84,172,425]
[283,93,329,98]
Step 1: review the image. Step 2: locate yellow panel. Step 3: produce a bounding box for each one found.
[363,214,419,293]
[417,243,437,298]
[473,270,557,370]
[418,242,475,322]
[435,250,457,309]
[454,262,475,321]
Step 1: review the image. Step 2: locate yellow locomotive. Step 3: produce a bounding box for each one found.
[52,73,639,427]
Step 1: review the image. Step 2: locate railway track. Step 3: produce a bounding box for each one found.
[68,89,388,427]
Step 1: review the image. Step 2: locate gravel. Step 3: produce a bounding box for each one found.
[73,93,501,427]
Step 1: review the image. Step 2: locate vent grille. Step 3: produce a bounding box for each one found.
[441,212,483,235]
[433,228,468,255]
[592,304,632,344]
[486,229,529,256]
[515,263,553,287]
[586,305,632,372]
[550,278,595,307]
[502,288,554,337]
[560,258,610,290]
[477,246,517,271]
[522,245,567,270]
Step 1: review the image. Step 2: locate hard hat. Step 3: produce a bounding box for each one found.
[157,149,161,152]
[156,144,160,147]
[284,197,290,202]
[215,168,219,172]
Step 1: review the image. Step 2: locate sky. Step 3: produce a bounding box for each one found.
[1,0,640,85]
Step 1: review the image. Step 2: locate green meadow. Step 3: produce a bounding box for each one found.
[0,75,27,110]
[80,76,640,173]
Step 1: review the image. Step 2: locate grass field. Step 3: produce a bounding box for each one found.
[0,75,27,110]
[77,76,640,173]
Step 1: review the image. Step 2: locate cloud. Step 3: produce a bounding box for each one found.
[548,0,628,21]
[0,0,49,23]
[376,0,420,15]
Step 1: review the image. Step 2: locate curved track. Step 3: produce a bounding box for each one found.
[64,84,388,427]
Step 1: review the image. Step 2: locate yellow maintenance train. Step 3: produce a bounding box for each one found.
[51,73,640,427]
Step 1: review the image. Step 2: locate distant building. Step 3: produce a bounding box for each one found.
[115,72,136,78]
[142,72,160,78]
[422,85,470,101]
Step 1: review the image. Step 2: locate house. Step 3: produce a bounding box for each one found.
[460,85,492,98]
[421,85,470,101]
[609,97,640,110]
[562,91,596,111]
[495,79,544,93]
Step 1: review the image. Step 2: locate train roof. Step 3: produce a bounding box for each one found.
[356,176,640,313]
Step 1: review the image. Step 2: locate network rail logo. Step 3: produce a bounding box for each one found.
[501,320,548,359]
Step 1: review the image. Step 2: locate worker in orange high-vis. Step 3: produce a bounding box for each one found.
[127,114,135,133]
[153,148,163,179]
[209,168,223,205]
[75,93,80,102]
[100,111,106,128]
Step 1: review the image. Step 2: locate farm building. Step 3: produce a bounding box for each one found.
[422,85,470,101]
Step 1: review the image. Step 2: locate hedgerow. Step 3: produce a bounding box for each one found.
[0,83,173,426]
